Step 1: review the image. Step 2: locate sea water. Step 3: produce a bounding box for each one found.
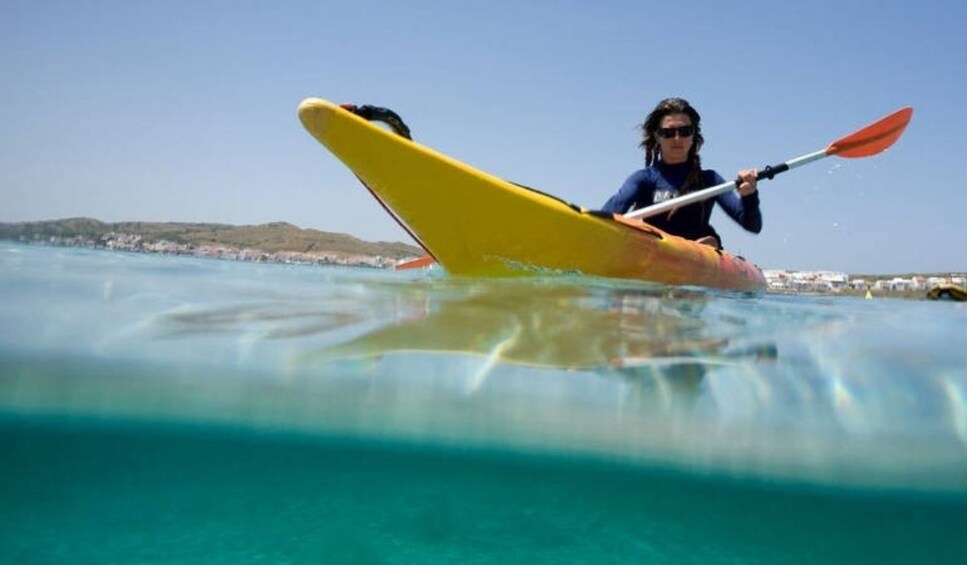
[1,243,965,563]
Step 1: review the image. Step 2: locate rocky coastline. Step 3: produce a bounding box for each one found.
[0,218,424,269]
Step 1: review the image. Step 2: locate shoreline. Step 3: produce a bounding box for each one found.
[6,237,963,301]
[3,234,408,270]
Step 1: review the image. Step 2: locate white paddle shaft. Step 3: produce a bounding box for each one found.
[623,149,827,221]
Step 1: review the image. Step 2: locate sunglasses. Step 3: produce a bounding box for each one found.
[656,125,695,139]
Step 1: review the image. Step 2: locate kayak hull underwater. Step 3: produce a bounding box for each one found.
[298,98,767,292]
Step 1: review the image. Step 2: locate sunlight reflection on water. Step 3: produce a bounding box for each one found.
[1,243,966,492]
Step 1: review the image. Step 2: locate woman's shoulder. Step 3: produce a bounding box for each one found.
[701,168,726,185]
[626,166,660,182]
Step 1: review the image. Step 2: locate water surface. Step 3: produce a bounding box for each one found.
[2,243,965,562]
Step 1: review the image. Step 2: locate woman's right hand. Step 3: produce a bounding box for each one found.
[736,169,758,196]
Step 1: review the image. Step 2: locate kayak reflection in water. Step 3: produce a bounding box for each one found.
[601,97,763,249]
[298,280,777,413]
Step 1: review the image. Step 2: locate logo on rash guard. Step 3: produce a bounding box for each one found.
[654,190,678,203]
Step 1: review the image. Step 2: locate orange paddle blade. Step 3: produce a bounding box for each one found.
[395,256,436,270]
[826,107,913,158]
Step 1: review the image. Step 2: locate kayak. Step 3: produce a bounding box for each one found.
[298,98,767,291]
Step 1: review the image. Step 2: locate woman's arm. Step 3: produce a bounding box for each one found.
[601,170,648,214]
[717,188,762,233]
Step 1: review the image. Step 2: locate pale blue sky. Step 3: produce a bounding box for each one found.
[3,0,964,273]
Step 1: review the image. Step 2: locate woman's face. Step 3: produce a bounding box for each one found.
[656,112,694,165]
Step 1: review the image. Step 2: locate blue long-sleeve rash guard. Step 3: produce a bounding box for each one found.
[601,161,762,247]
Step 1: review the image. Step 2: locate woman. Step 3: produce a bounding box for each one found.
[601,97,762,249]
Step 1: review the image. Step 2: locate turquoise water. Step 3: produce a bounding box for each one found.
[2,243,965,563]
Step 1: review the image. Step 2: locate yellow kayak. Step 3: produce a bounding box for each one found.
[298,98,767,291]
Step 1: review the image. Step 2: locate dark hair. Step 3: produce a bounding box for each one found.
[640,97,705,194]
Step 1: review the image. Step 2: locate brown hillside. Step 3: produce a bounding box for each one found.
[0,218,423,259]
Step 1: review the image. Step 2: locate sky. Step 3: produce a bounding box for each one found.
[2,0,964,274]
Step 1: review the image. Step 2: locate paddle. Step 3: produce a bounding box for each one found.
[624,107,914,221]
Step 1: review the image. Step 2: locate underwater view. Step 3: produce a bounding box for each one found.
[2,243,965,563]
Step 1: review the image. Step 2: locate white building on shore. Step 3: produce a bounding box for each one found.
[764,269,966,293]
[763,270,849,293]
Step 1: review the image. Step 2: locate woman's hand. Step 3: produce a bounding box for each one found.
[737,169,758,196]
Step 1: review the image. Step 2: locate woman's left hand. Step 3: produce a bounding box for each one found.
[737,169,758,196]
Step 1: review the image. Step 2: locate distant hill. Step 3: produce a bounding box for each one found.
[0,218,424,260]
